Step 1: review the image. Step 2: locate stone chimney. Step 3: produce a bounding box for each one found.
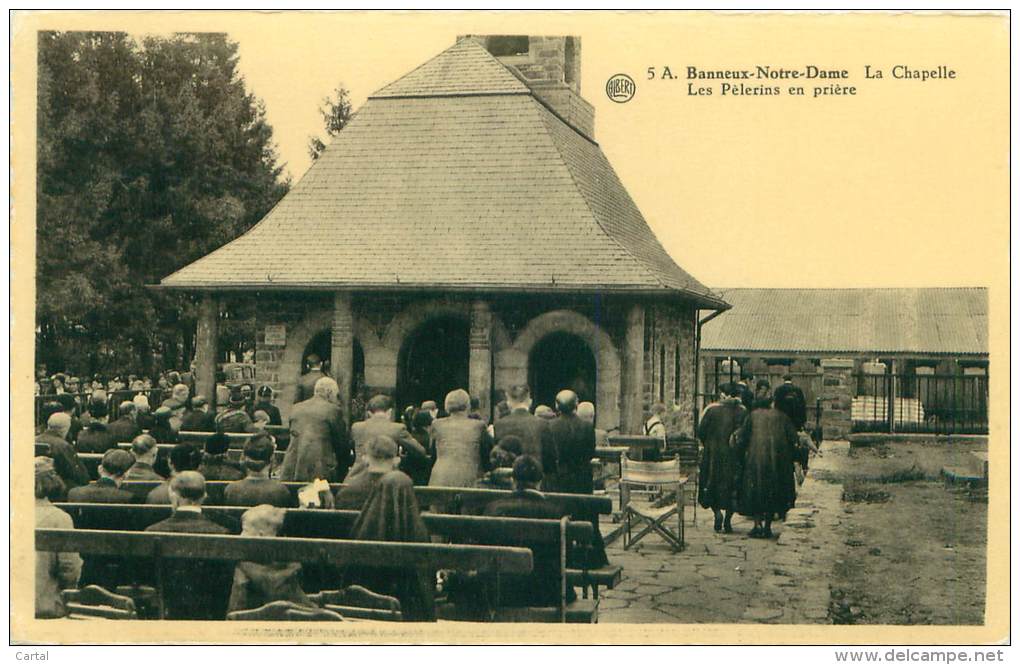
[459,34,595,138]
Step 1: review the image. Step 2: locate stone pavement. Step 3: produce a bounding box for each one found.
[598,457,846,624]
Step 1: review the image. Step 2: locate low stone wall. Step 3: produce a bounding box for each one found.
[848,433,988,448]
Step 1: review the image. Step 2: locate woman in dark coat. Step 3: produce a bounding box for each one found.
[734,393,799,539]
[343,471,437,621]
[697,382,748,533]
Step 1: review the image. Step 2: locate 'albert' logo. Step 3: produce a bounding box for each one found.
[605,73,636,103]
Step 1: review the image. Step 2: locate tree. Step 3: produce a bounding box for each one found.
[36,31,289,378]
[307,84,352,161]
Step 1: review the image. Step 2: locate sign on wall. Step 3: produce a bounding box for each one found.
[264,324,286,347]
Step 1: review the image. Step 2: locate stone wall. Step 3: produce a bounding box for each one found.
[643,302,698,437]
[819,358,854,440]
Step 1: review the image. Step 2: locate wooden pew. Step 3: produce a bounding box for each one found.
[119,481,613,516]
[36,528,533,621]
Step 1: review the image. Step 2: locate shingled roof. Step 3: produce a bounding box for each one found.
[160,38,726,308]
[700,288,988,356]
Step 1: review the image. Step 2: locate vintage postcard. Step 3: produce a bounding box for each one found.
[9,9,1009,646]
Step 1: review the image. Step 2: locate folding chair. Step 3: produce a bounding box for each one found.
[620,455,687,552]
[61,585,137,620]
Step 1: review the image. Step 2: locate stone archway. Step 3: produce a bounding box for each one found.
[499,309,622,431]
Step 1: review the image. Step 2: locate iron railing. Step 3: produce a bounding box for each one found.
[852,372,988,435]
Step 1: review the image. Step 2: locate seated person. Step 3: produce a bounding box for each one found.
[334,435,400,510]
[478,435,523,489]
[68,449,137,504]
[35,457,81,618]
[343,471,437,622]
[227,505,312,613]
[149,406,180,444]
[123,434,163,481]
[198,431,244,481]
[76,402,116,453]
[144,472,232,619]
[224,434,292,508]
[146,444,203,504]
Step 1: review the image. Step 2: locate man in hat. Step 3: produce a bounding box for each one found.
[145,471,232,620]
[146,444,204,504]
[494,384,550,471]
[35,457,82,618]
[214,387,255,433]
[224,434,292,508]
[280,377,351,482]
[76,401,116,454]
[107,401,142,444]
[335,435,400,509]
[296,353,328,403]
[180,395,216,433]
[35,412,90,495]
[123,434,163,481]
[68,449,137,504]
[348,394,427,480]
[198,432,245,481]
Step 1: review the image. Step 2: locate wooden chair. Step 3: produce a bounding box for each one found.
[61,585,137,620]
[308,585,402,621]
[620,455,687,552]
[668,435,702,526]
[227,600,344,622]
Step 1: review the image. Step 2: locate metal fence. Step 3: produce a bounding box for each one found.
[852,372,988,435]
[695,369,823,434]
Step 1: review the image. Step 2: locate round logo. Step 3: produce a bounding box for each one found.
[605,73,636,103]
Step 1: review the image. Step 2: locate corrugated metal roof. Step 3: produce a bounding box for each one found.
[161,39,724,307]
[700,288,988,355]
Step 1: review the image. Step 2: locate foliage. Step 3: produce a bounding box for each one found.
[36,31,289,377]
[307,84,352,161]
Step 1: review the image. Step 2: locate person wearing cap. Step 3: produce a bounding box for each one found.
[296,353,328,403]
[494,384,550,471]
[224,434,292,508]
[348,394,427,481]
[149,405,180,443]
[146,444,204,504]
[124,434,163,481]
[67,449,138,504]
[35,457,82,618]
[252,386,282,427]
[214,387,256,434]
[35,412,90,496]
[76,401,116,454]
[428,389,493,503]
[197,432,245,481]
[227,505,312,613]
[180,395,215,433]
[107,401,142,443]
[145,471,232,620]
[335,435,400,509]
[281,377,350,482]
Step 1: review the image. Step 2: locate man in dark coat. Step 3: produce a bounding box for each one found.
[67,449,137,504]
[214,389,255,433]
[697,382,747,533]
[145,472,233,619]
[75,402,117,454]
[773,375,807,430]
[280,377,350,482]
[348,394,427,480]
[224,435,293,508]
[541,389,608,567]
[295,354,328,403]
[106,401,142,444]
[493,384,550,471]
[736,372,755,411]
[123,434,163,482]
[198,431,245,481]
[180,395,216,432]
[735,402,799,539]
[35,412,90,496]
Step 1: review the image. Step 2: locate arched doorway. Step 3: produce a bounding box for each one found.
[528,332,597,410]
[396,315,470,412]
[300,330,365,389]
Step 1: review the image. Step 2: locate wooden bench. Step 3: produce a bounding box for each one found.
[36,528,532,621]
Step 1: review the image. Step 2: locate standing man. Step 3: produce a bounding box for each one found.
[493,385,549,471]
[296,354,327,403]
[774,374,808,430]
[577,401,608,448]
[697,383,748,533]
[349,394,428,479]
[280,377,350,482]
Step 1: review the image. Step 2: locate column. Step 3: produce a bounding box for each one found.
[331,292,354,422]
[621,303,645,434]
[195,293,219,407]
[469,299,493,421]
[820,358,854,440]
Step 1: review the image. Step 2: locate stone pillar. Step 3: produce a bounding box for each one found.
[469,299,493,421]
[820,358,854,440]
[195,293,219,407]
[331,292,354,422]
[621,303,645,434]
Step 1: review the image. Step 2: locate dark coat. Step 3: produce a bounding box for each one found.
[251,401,283,427]
[75,422,116,454]
[334,470,386,510]
[35,431,90,495]
[145,510,232,620]
[735,407,798,519]
[148,423,179,444]
[296,369,327,403]
[67,478,138,504]
[180,409,216,433]
[280,396,348,482]
[123,461,162,482]
[198,455,245,481]
[214,408,254,434]
[493,408,548,470]
[774,382,808,430]
[737,383,755,411]
[541,413,595,495]
[106,416,141,444]
[697,398,747,512]
[223,477,293,508]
